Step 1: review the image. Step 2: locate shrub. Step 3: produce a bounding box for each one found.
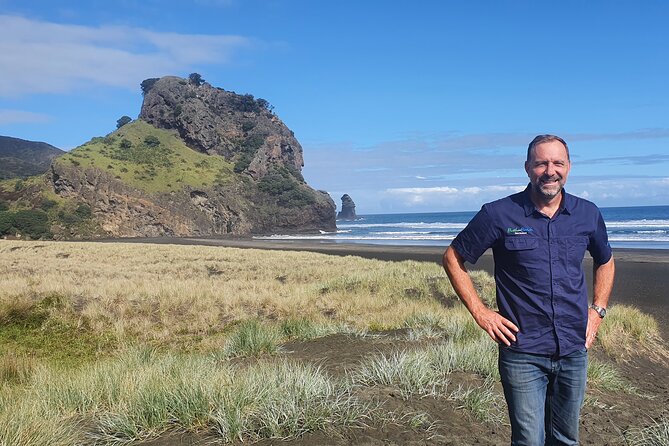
[11,209,51,239]
[0,211,14,234]
[144,135,160,147]
[0,200,8,211]
[119,139,132,149]
[116,116,132,129]
[40,199,58,211]
[188,73,204,86]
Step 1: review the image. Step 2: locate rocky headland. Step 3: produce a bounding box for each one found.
[0,75,336,239]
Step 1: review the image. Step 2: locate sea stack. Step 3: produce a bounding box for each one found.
[337,194,357,220]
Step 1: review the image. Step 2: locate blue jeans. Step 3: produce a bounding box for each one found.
[499,347,588,446]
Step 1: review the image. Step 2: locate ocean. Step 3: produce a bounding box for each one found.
[256,205,669,250]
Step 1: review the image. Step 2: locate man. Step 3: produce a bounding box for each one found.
[443,135,615,445]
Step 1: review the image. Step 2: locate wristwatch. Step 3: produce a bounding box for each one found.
[590,304,607,318]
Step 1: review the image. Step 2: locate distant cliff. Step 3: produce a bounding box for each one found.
[0,75,336,239]
[0,136,64,179]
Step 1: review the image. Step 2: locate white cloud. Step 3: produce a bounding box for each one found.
[0,14,253,97]
[0,109,50,124]
[377,184,529,212]
[387,186,459,194]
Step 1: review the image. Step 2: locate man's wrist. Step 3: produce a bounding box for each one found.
[590,304,607,318]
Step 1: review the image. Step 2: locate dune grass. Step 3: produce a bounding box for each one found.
[597,304,668,362]
[0,241,460,357]
[625,418,669,446]
[0,348,373,445]
[0,240,665,444]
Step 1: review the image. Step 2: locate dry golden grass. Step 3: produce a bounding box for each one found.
[0,240,459,351]
[1,240,665,362]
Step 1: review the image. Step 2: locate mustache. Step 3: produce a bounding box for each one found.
[540,175,561,182]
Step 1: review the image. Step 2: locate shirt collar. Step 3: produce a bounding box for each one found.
[522,183,573,217]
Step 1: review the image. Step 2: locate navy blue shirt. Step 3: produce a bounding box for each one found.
[451,185,612,356]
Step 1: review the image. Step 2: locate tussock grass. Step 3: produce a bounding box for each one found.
[1,240,665,443]
[353,338,500,420]
[598,304,669,362]
[280,317,361,340]
[0,351,36,385]
[353,349,450,398]
[449,378,504,423]
[587,357,640,395]
[222,319,283,358]
[0,241,466,355]
[625,418,669,446]
[0,348,371,445]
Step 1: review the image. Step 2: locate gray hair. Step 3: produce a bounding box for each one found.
[526,135,570,162]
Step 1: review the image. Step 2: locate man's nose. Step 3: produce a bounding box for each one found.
[546,163,556,176]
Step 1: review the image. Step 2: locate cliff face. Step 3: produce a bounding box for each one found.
[34,75,336,238]
[139,76,302,180]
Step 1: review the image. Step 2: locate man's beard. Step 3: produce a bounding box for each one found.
[535,177,563,199]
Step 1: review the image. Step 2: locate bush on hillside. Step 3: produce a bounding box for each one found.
[116,116,132,129]
[0,211,12,234]
[0,209,51,239]
[144,135,160,147]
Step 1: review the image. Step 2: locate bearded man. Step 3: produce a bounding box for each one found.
[443,134,615,445]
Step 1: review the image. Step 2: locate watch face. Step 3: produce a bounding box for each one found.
[591,305,606,318]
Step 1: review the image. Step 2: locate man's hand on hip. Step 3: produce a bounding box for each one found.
[473,307,519,346]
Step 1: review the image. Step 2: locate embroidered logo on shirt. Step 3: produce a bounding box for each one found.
[507,227,534,235]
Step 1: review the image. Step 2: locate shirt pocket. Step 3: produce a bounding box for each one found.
[564,236,588,276]
[503,236,540,277]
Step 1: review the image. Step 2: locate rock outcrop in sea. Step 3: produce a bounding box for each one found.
[337,194,357,220]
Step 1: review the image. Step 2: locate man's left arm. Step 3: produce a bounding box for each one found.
[586,256,615,349]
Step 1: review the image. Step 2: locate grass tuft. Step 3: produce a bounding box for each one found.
[222,319,282,358]
[587,357,638,394]
[598,304,669,362]
[449,378,504,423]
[0,351,37,385]
[625,418,669,446]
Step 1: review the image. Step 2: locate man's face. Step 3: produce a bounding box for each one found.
[524,140,571,201]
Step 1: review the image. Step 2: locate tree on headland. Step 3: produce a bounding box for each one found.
[256,98,274,113]
[141,78,159,96]
[188,73,205,86]
[116,116,132,129]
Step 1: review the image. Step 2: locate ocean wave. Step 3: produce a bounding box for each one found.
[336,222,467,230]
[608,234,669,242]
[254,234,457,241]
[606,219,669,228]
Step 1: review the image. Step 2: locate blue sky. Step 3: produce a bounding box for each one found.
[1,1,668,214]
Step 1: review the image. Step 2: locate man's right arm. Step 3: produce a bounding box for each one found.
[443,245,519,346]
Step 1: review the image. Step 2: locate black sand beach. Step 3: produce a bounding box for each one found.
[111,237,669,338]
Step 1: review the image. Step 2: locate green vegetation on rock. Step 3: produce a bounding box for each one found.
[56,120,236,194]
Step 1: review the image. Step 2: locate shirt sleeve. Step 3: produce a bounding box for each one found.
[451,205,500,264]
[588,209,612,265]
